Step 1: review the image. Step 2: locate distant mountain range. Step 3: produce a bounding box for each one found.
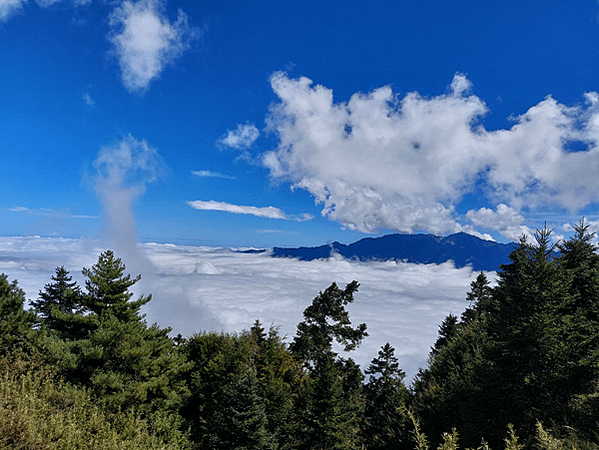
[258,232,515,272]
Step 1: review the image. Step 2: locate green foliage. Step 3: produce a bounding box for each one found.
[362,343,410,450]
[246,321,305,449]
[182,325,304,449]
[31,266,83,337]
[289,281,367,450]
[405,408,429,450]
[504,424,524,450]
[414,222,599,448]
[81,249,151,322]
[0,355,186,449]
[289,280,367,362]
[208,371,276,450]
[0,274,37,356]
[432,313,459,355]
[34,251,191,448]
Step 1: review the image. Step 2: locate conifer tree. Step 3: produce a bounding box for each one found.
[0,274,36,355]
[209,371,276,450]
[554,220,599,437]
[248,321,304,449]
[488,228,569,440]
[82,250,150,322]
[47,250,190,445]
[32,266,81,319]
[289,281,367,450]
[461,271,494,323]
[32,266,85,339]
[431,314,459,356]
[362,343,410,450]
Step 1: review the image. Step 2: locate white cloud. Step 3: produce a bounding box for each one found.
[191,170,235,180]
[466,204,534,241]
[262,73,599,240]
[82,92,95,106]
[218,123,260,150]
[188,200,288,220]
[8,206,97,220]
[109,0,195,93]
[34,0,91,7]
[34,0,61,6]
[0,0,26,22]
[0,235,482,381]
[9,206,30,212]
[91,134,166,263]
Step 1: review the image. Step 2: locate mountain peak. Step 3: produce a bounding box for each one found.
[270,232,514,272]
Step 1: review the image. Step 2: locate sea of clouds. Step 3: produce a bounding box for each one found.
[0,235,486,382]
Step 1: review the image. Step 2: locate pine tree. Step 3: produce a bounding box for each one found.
[461,271,494,323]
[45,250,191,446]
[362,343,410,450]
[248,321,304,450]
[82,250,150,322]
[210,371,276,450]
[0,274,37,355]
[32,266,81,319]
[554,220,599,437]
[488,228,570,440]
[289,281,367,450]
[32,266,85,339]
[431,314,459,356]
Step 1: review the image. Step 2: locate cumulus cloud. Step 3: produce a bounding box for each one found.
[109,0,195,93]
[466,204,534,241]
[187,200,313,222]
[0,0,26,21]
[218,123,260,150]
[0,235,482,381]
[261,73,599,240]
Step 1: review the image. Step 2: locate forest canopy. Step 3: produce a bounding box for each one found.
[2,222,599,449]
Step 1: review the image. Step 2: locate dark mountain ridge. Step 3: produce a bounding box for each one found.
[266,232,515,272]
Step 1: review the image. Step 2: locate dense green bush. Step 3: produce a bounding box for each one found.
[0,355,185,450]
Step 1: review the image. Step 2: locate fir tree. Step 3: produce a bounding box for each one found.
[431,314,459,356]
[289,281,367,450]
[82,250,150,322]
[0,274,36,354]
[32,266,84,339]
[45,251,191,445]
[362,343,410,450]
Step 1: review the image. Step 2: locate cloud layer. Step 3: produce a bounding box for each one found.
[109,0,195,93]
[260,73,599,240]
[0,235,480,381]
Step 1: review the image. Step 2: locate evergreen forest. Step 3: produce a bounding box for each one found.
[3,221,599,449]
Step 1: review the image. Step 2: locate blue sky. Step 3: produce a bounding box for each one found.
[3,0,599,248]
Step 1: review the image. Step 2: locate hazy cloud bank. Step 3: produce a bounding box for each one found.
[252,73,599,241]
[0,235,481,381]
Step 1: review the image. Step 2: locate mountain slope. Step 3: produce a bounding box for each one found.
[269,232,514,271]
